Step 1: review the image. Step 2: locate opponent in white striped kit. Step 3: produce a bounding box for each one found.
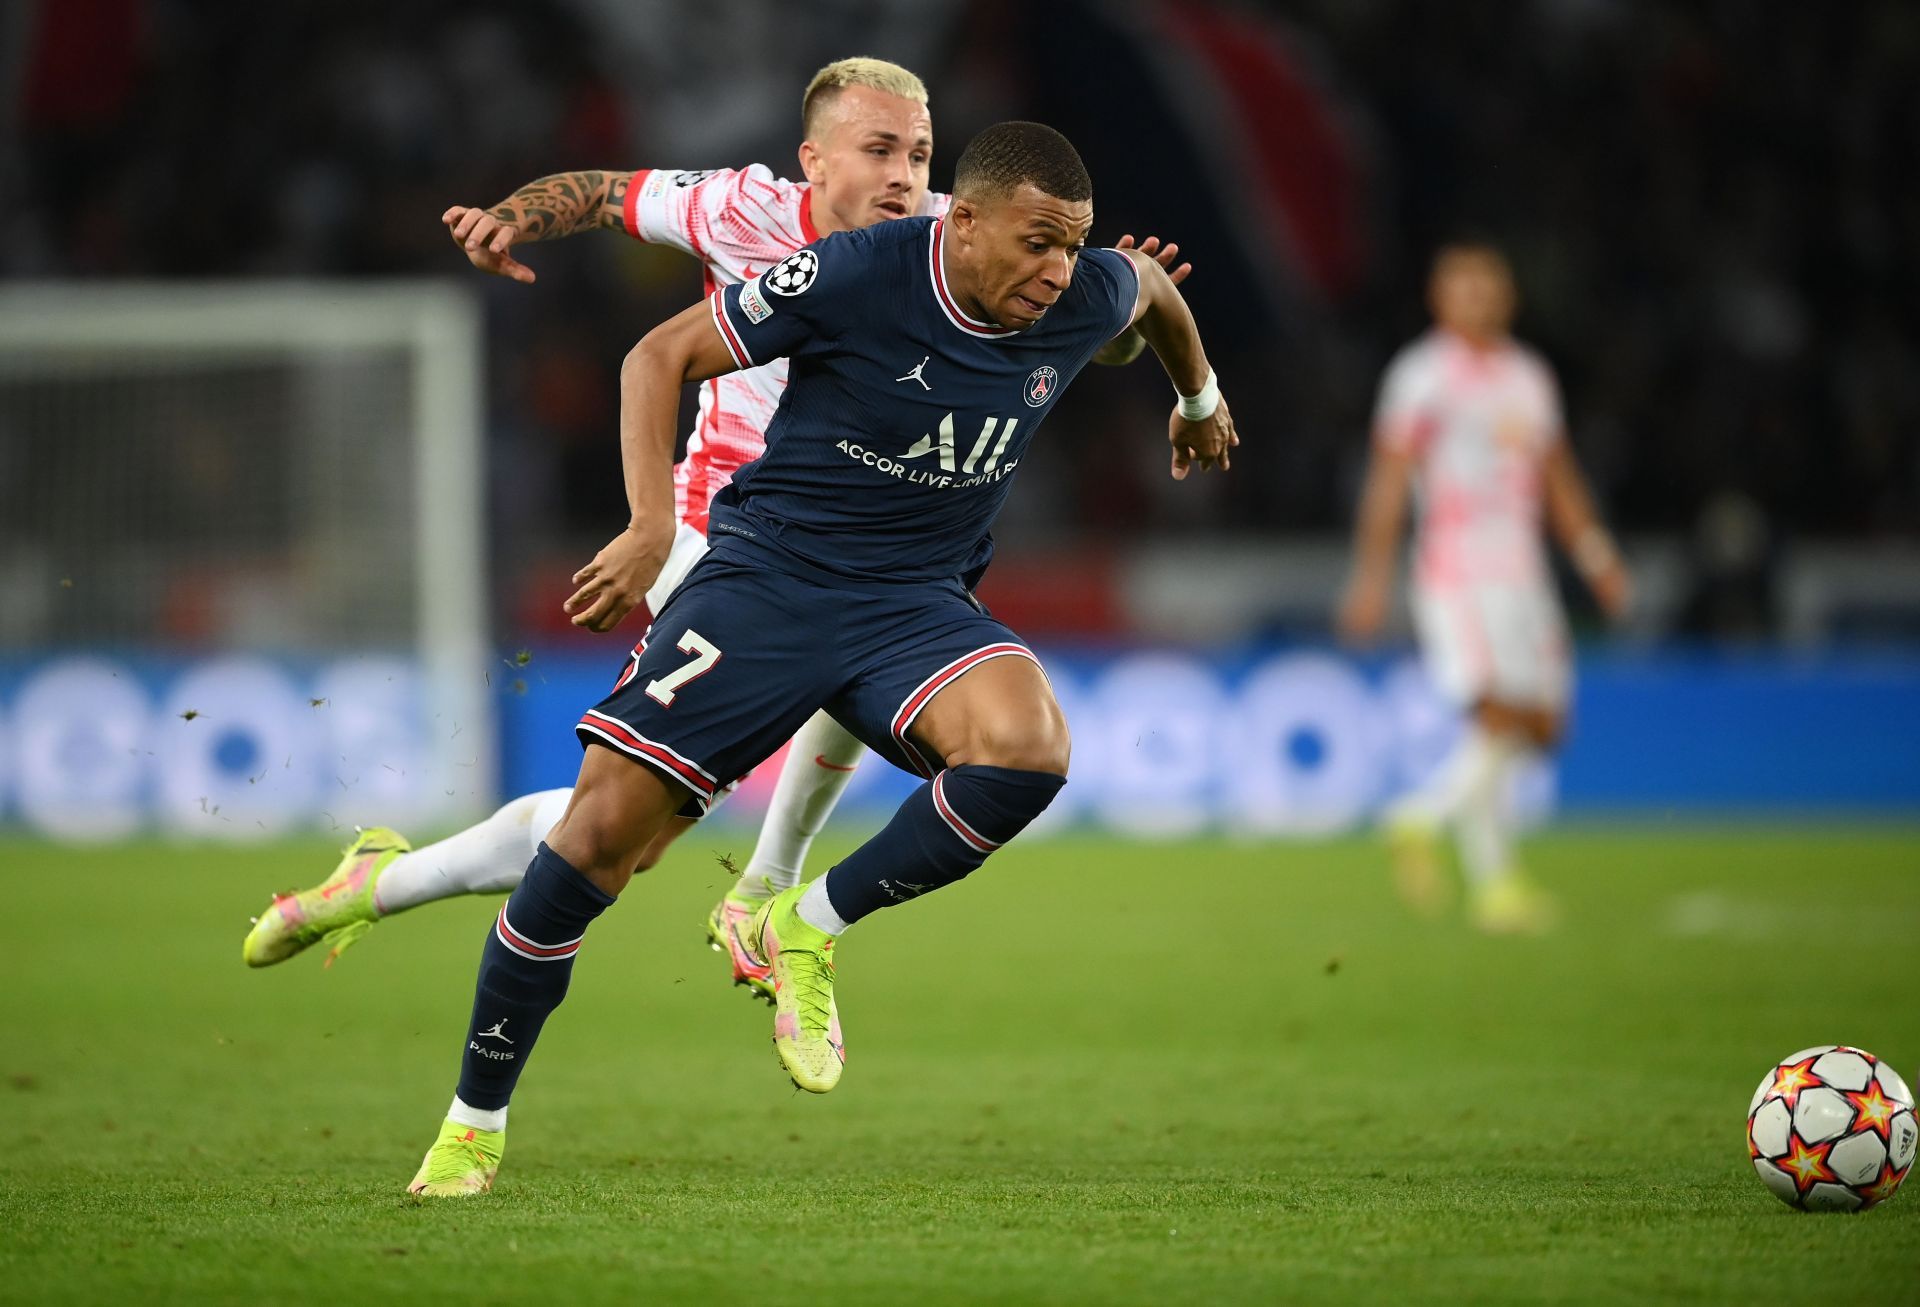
[624,160,948,576]
[244,59,1189,1005]
[1340,243,1630,933]
[243,59,945,987]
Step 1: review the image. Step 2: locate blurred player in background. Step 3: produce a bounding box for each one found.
[1339,242,1630,934]
[242,59,1186,990]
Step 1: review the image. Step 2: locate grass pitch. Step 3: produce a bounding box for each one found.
[1,826,1916,1304]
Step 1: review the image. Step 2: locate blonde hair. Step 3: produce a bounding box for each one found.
[802,57,929,137]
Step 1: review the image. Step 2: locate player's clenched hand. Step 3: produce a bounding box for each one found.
[1168,394,1237,480]
[565,527,670,632]
[1117,233,1192,287]
[442,205,537,284]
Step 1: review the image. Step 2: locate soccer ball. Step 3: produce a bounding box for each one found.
[1747,1046,1916,1211]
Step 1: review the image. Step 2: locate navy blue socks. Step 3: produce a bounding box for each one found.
[451,768,1059,1114]
[821,765,1064,924]
[454,843,613,1112]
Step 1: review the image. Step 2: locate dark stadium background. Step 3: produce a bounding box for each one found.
[11,0,1916,643]
[5,6,1919,1300]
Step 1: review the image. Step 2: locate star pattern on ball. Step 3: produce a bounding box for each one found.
[1776,1135,1837,1193]
[1846,1082,1900,1141]
[1859,1162,1907,1208]
[1767,1057,1820,1108]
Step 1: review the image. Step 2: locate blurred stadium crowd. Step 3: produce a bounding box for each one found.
[7,0,1917,641]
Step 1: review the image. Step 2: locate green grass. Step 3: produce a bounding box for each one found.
[2,826,1917,1305]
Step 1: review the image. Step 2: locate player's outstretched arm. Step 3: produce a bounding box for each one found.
[1543,440,1632,619]
[1336,446,1414,645]
[1120,250,1237,479]
[1093,235,1193,367]
[442,170,633,285]
[564,303,744,632]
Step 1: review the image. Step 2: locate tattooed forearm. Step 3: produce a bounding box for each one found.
[485,170,627,241]
[600,173,630,230]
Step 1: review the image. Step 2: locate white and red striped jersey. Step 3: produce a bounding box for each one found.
[622,165,950,531]
[1373,329,1565,590]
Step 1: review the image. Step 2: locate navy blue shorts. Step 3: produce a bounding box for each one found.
[576,537,1039,814]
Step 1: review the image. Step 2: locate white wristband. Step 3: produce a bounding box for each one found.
[1176,369,1220,422]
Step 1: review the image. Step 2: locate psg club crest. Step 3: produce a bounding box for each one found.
[1024,365,1058,408]
[766,249,819,296]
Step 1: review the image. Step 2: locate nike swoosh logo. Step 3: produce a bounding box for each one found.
[813,754,859,772]
[728,919,769,972]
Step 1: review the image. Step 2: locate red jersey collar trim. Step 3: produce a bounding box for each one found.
[929,220,1018,339]
[624,169,649,239]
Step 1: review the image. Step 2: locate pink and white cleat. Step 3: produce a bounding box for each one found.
[242,826,409,968]
[705,888,776,1004]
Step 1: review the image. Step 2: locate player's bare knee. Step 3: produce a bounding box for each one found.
[629,826,679,876]
[968,711,1070,776]
[550,746,693,892]
[546,809,631,884]
[1473,698,1514,736]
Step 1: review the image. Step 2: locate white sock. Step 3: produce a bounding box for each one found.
[1455,735,1520,886]
[796,877,849,936]
[373,788,573,915]
[1391,724,1503,828]
[447,1094,507,1132]
[527,788,571,854]
[738,711,863,896]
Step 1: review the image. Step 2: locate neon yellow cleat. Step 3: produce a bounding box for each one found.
[705,884,775,1004]
[1385,813,1453,918]
[242,826,409,968]
[748,885,845,1093]
[407,1117,503,1199]
[1470,872,1560,936]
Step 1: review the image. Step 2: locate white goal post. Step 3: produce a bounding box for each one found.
[0,282,496,838]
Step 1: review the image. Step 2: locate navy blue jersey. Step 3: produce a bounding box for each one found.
[706,216,1139,584]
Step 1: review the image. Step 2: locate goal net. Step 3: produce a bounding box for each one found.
[0,282,495,840]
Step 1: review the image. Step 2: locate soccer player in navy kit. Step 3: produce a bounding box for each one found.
[408,122,1237,1197]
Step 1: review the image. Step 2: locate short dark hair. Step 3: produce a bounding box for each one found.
[953,121,1092,205]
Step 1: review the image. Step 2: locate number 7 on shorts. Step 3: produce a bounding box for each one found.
[646,630,723,707]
